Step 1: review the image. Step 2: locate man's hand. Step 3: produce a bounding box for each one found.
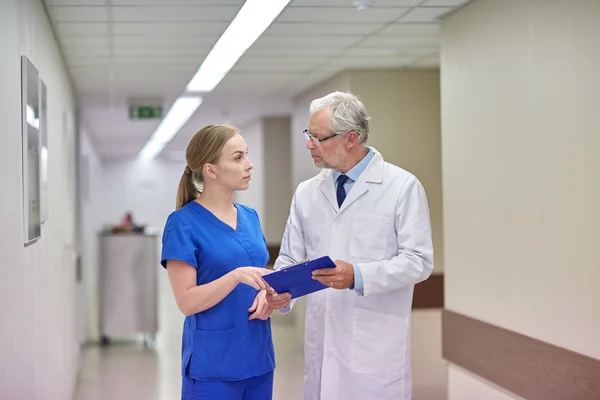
[265,287,292,310]
[312,259,355,290]
[248,290,273,320]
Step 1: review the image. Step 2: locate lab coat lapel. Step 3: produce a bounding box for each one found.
[317,169,338,212]
[339,150,384,213]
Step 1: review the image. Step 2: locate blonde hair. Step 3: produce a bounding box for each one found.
[176,124,239,210]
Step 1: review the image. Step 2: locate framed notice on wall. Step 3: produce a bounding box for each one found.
[40,79,48,224]
[21,56,42,245]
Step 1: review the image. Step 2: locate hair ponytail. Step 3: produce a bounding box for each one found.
[176,168,201,210]
[175,124,238,210]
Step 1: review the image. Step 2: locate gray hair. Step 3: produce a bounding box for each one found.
[309,91,370,144]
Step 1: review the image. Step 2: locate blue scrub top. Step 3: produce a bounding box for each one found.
[161,201,275,382]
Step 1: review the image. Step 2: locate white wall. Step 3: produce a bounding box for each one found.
[441,0,600,396]
[79,127,105,342]
[447,365,525,400]
[0,0,79,398]
[236,119,265,220]
[100,159,186,337]
[262,116,292,244]
[348,69,444,274]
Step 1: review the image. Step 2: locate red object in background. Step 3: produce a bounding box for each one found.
[110,211,137,233]
[121,211,133,226]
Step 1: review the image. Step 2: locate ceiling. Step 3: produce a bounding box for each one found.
[44,0,470,161]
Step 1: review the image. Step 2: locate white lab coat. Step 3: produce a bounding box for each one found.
[275,148,434,400]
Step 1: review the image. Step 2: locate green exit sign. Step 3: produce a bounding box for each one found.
[129,105,163,120]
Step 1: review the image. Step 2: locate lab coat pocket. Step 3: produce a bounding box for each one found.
[349,214,389,261]
[351,308,406,377]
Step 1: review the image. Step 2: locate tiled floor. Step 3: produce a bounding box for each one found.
[73,322,304,400]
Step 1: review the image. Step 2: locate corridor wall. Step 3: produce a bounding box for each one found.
[441,0,600,398]
[0,0,80,398]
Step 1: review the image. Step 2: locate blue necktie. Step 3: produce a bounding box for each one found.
[336,174,349,207]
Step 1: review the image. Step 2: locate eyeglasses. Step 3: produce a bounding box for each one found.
[303,129,339,145]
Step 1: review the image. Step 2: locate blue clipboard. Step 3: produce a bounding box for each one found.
[263,256,336,299]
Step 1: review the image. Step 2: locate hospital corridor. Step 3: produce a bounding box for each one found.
[73,316,306,400]
[1,0,599,399]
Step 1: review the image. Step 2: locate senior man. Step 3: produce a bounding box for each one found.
[266,91,434,400]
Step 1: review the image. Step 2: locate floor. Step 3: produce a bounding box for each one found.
[73,272,446,399]
[73,322,304,400]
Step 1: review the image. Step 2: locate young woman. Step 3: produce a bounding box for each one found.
[161,124,275,400]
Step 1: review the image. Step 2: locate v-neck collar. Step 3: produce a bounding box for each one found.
[190,201,241,234]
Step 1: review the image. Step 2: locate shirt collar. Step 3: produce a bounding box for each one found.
[333,147,375,183]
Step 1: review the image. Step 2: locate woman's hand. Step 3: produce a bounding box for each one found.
[248,290,273,320]
[233,267,269,290]
[265,287,292,310]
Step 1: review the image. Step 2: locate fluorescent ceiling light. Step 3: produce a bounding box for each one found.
[186,0,292,92]
[139,96,202,160]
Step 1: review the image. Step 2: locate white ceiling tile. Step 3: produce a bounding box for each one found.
[49,6,108,22]
[72,69,110,80]
[359,35,440,48]
[69,63,110,72]
[231,59,321,73]
[111,66,197,75]
[244,46,340,56]
[112,76,189,86]
[46,0,105,4]
[62,45,110,56]
[55,22,108,35]
[277,7,409,23]
[421,0,470,6]
[111,57,202,66]
[111,6,239,22]
[47,0,450,160]
[221,72,303,83]
[342,47,401,57]
[412,58,439,67]
[112,22,227,35]
[65,56,110,66]
[112,35,218,46]
[231,64,314,73]
[414,52,439,66]
[403,48,440,57]
[215,75,302,95]
[113,0,242,4]
[256,35,361,47]
[398,7,453,22]
[280,67,344,96]
[265,22,382,36]
[109,81,189,93]
[331,56,415,68]
[342,47,439,58]
[236,55,330,66]
[112,45,211,57]
[70,65,110,74]
[378,22,440,36]
[290,0,420,6]
[60,35,109,46]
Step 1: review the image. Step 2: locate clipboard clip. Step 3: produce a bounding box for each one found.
[280,259,310,270]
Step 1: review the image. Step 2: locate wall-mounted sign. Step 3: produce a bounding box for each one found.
[21,56,42,245]
[129,105,163,120]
